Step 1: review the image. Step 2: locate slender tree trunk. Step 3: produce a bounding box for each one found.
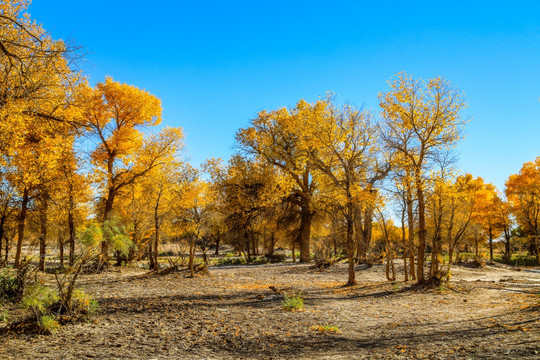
[152,208,160,270]
[299,205,312,263]
[355,210,364,264]
[535,233,540,266]
[0,214,5,263]
[101,190,115,265]
[189,234,195,277]
[504,227,511,260]
[401,209,408,281]
[363,206,374,265]
[488,225,493,262]
[291,240,296,263]
[415,178,426,283]
[406,194,416,280]
[267,233,275,256]
[15,187,29,268]
[214,233,221,255]
[68,189,76,266]
[346,203,355,285]
[59,236,64,267]
[38,195,49,271]
[4,234,9,263]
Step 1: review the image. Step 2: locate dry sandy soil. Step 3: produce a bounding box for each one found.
[1,261,539,359]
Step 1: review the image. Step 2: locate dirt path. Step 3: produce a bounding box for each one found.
[1,262,539,359]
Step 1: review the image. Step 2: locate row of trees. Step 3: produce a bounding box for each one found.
[1,1,538,287]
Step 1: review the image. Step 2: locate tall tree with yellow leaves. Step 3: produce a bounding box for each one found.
[84,77,183,263]
[506,157,540,265]
[380,72,466,283]
[237,100,326,262]
[307,100,385,284]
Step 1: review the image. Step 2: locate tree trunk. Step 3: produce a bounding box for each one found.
[189,234,195,277]
[59,236,64,267]
[291,240,296,263]
[4,234,9,263]
[535,233,540,266]
[68,189,76,266]
[152,209,160,270]
[406,194,416,280]
[214,234,221,255]
[401,209,408,281]
[101,191,115,265]
[38,194,49,272]
[346,203,355,285]
[355,210,364,264]
[362,206,374,265]
[0,214,5,264]
[504,227,511,260]
[299,205,312,263]
[267,233,275,256]
[488,225,493,262]
[415,178,426,283]
[15,187,29,268]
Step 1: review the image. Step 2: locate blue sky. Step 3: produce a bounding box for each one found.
[29,1,540,190]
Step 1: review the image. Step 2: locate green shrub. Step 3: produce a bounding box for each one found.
[72,289,99,316]
[0,309,8,323]
[252,256,269,265]
[0,262,33,300]
[22,284,59,318]
[217,257,247,266]
[266,254,286,263]
[493,253,537,267]
[39,315,60,333]
[282,293,304,311]
[0,269,19,300]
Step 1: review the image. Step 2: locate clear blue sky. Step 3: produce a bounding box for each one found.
[29,1,540,191]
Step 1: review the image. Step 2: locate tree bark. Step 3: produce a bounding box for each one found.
[0,214,5,263]
[14,187,29,268]
[415,177,426,283]
[488,224,493,262]
[346,203,355,285]
[68,187,76,266]
[38,194,49,271]
[299,205,312,263]
[189,234,195,277]
[406,192,416,280]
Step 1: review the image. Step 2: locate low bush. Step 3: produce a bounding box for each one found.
[217,257,246,266]
[282,293,304,311]
[493,253,537,267]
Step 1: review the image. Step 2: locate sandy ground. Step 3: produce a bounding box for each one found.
[1,261,539,359]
